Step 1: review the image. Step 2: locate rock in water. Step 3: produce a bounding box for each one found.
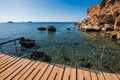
[37,27,46,31]
[67,28,71,30]
[30,51,51,62]
[30,51,45,59]
[19,38,35,48]
[47,25,56,32]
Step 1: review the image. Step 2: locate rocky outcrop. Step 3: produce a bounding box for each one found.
[47,25,56,32]
[79,0,120,32]
[114,15,120,30]
[116,32,120,39]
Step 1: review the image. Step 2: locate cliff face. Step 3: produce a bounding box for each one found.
[79,0,120,32]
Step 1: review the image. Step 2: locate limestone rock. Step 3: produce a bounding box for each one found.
[79,0,120,32]
[116,32,120,39]
[114,15,120,30]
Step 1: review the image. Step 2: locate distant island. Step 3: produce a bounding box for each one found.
[28,21,32,23]
[7,21,13,23]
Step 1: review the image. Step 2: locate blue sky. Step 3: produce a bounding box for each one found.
[0,0,101,22]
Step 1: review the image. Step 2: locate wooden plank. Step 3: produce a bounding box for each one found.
[5,60,31,80]
[0,57,21,73]
[110,73,119,80]
[40,65,54,80]
[63,67,71,80]
[0,54,6,58]
[0,55,10,59]
[70,68,76,80]
[55,66,64,80]
[0,53,5,57]
[48,66,64,80]
[0,58,24,74]
[116,74,120,79]
[103,72,114,80]
[77,69,84,80]
[12,61,35,80]
[0,56,14,66]
[0,55,15,64]
[90,71,98,80]
[48,66,58,80]
[19,61,40,80]
[82,70,91,80]
[0,53,119,80]
[26,62,46,80]
[0,59,27,80]
[0,55,11,62]
[63,67,76,80]
[0,57,17,69]
[96,72,105,80]
[33,62,49,80]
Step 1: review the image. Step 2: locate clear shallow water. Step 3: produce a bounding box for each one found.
[0,22,120,48]
[0,22,120,72]
[0,22,120,55]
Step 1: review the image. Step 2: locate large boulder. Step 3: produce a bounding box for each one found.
[101,24,114,31]
[47,25,56,32]
[37,27,46,31]
[19,38,35,48]
[114,15,120,31]
[116,32,120,39]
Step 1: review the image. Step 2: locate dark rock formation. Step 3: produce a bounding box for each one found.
[37,27,46,31]
[19,38,35,48]
[30,51,51,62]
[114,15,120,30]
[30,51,45,59]
[79,0,120,32]
[67,28,71,30]
[60,55,70,61]
[47,25,56,32]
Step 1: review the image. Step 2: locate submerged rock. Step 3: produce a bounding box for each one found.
[67,28,71,30]
[31,51,45,59]
[30,51,51,62]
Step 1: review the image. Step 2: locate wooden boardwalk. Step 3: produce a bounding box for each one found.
[0,53,119,80]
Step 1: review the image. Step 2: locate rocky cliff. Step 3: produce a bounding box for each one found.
[79,0,120,32]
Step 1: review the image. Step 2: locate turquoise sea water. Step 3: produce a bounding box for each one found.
[0,22,120,55]
[0,22,120,47]
[0,22,120,72]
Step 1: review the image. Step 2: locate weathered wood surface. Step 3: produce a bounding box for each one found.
[0,53,119,80]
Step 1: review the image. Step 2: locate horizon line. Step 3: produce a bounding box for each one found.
[0,21,79,23]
